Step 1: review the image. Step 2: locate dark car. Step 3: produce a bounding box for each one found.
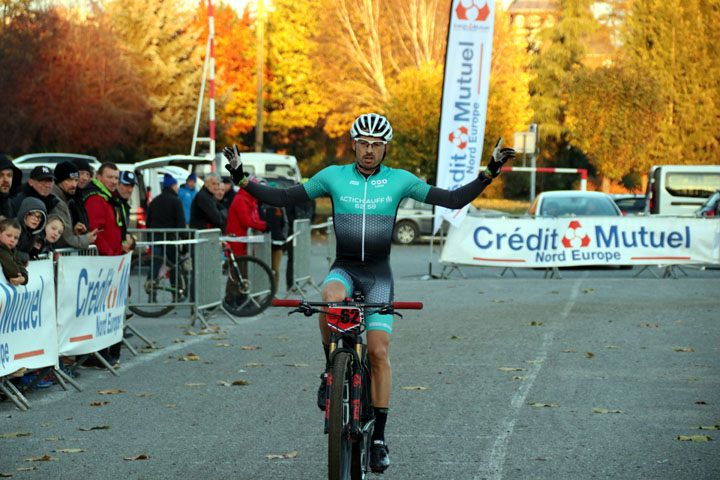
[611,194,647,216]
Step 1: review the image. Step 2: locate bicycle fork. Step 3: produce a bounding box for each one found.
[325,341,366,437]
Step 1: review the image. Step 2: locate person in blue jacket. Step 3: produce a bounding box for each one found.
[178,173,198,225]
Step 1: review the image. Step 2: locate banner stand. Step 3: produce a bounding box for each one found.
[0,377,31,411]
[499,267,517,277]
[544,267,562,280]
[121,337,138,357]
[124,323,153,349]
[53,366,82,392]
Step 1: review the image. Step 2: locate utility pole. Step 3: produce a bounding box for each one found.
[254,0,264,153]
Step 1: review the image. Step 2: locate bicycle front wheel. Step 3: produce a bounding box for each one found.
[223,255,276,317]
[328,352,356,480]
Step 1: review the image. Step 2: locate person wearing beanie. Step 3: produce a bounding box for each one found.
[117,171,137,253]
[52,161,98,250]
[0,153,22,219]
[68,157,93,233]
[162,173,178,189]
[146,171,186,290]
[178,172,198,225]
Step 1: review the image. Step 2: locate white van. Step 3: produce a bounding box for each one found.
[644,165,720,215]
[207,152,302,183]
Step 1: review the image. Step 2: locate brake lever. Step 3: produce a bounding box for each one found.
[375,306,403,319]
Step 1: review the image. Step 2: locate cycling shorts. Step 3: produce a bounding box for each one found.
[321,258,394,334]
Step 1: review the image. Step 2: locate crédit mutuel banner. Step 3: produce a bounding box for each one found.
[56,253,131,356]
[440,216,720,267]
[0,260,57,377]
[434,0,495,233]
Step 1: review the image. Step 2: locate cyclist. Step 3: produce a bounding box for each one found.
[223,113,515,473]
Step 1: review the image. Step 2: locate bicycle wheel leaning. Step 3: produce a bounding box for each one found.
[223,255,276,317]
[129,255,188,318]
[328,351,362,480]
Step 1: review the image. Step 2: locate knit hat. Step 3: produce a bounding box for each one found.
[70,157,92,173]
[119,170,137,185]
[54,161,79,183]
[187,173,197,182]
[162,173,178,188]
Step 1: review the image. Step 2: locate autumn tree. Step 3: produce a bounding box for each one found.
[106,0,204,156]
[621,0,720,166]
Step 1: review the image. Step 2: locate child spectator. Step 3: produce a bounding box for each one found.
[43,214,66,260]
[15,197,47,264]
[0,217,28,286]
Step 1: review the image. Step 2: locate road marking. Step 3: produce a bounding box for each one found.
[476,276,585,480]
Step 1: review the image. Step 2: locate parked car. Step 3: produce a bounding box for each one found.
[13,152,100,170]
[528,190,622,217]
[611,194,646,216]
[644,165,720,215]
[392,198,503,244]
[695,189,720,217]
[200,152,303,183]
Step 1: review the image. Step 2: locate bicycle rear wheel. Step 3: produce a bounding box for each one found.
[328,351,355,480]
[223,255,276,317]
[129,255,188,318]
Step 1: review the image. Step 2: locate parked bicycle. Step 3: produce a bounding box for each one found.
[272,294,422,480]
[129,242,275,318]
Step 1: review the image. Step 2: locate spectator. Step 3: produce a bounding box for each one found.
[84,163,123,256]
[221,176,236,211]
[52,161,97,250]
[284,181,316,291]
[83,162,123,367]
[0,217,28,286]
[69,157,93,232]
[12,166,59,216]
[178,173,198,225]
[214,178,229,229]
[226,185,267,257]
[189,173,225,230]
[259,185,289,291]
[41,214,65,260]
[146,174,186,292]
[117,171,137,253]
[0,154,22,219]
[15,197,47,264]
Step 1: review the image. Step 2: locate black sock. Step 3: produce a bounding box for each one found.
[372,407,388,443]
[322,343,330,367]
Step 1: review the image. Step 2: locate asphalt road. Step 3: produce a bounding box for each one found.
[1,243,719,479]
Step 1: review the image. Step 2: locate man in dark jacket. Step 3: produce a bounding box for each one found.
[116,170,137,253]
[12,166,59,215]
[147,174,187,288]
[69,157,93,231]
[52,161,98,250]
[189,173,224,230]
[0,154,22,219]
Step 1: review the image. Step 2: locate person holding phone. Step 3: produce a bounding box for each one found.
[223,113,515,473]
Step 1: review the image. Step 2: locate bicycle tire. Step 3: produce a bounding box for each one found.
[128,255,188,318]
[222,255,276,317]
[328,352,355,480]
[351,343,372,479]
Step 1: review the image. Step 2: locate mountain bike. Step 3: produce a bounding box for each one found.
[129,243,275,318]
[272,295,422,480]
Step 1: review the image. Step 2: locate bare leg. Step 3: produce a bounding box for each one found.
[367,330,391,408]
[319,281,347,344]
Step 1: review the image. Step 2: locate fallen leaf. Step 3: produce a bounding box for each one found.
[0,472,12,477]
[266,450,298,460]
[40,424,51,427]
[562,350,578,353]
[78,425,110,431]
[674,348,694,353]
[676,435,711,442]
[499,367,526,372]
[584,352,595,358]
[528,402,558,408]
[695,401,708,405]
[216,343,232,347]
[275,337,291,341]
[218,381,232,387]
[551,291,559,294]
[241,346,261,350]
[593,409,624,414]
[166,404,177,408]
[231,381,249,386]
[643,324,659,328]
[178,354,200,361]
[172,339,185,343]
[686,378,700,381]
[24,455,58,462]
[529,321,543,326]
[692,425,719,430]
[450,335,460,339]
[89,402,109,406]
[273,354,285,358]
[0,432,30,439]
[183,383,206,387]
[15,467,36,471]
[285,363,309,367]
[401,386,429,390]
[583,288,595,294]
[53,448,86,453]
[211,336,228,340]
[492,299,507,303]
[123,455,150,460]
[183,331,197,336]
[512,376,528,380]
[135,393,152,397]
[245,363,264,367]
[97,389,123,395]
[44,438,63,441]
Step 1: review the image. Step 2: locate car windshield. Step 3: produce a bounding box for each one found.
[541,196,617,216]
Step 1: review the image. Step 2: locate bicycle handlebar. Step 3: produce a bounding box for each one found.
[271,299,423,309]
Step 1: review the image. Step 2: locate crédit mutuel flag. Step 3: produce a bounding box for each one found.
[434,0,495,233]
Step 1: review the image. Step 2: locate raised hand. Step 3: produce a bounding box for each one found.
[222,144,248,185]
[485,138,516,178]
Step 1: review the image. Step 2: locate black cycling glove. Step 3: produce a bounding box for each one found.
[484,138,516,178]
[222,144,249,185]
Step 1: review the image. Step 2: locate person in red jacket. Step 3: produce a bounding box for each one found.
[84,163,123,256]
[226,187,266,256]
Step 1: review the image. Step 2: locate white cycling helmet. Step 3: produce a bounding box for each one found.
[350,113,393,142]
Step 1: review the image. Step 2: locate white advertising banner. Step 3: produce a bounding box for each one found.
[56,253,131,356]
[434,0,496,233]
[0,260,57,377]
[440,216,720,267]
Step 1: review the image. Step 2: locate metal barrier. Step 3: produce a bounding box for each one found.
[55,245,99,257]
[192,228,228,327]
[286,219,321,298]
[247,228,272,267]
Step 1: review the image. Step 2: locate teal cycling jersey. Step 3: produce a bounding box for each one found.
[302,164,431,262]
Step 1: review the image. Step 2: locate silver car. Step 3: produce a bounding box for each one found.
[528,190,622,217]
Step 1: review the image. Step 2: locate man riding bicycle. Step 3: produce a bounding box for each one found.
[224,113,515,473]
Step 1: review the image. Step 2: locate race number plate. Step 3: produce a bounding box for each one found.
[326,307,363,333]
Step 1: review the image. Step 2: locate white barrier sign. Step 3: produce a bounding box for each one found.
[56,253,131,356]
[440,216,720,267]
[0,260,57,377]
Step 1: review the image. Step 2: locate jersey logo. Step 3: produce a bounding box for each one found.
[350,180,360,185]
[371,179,388,187]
